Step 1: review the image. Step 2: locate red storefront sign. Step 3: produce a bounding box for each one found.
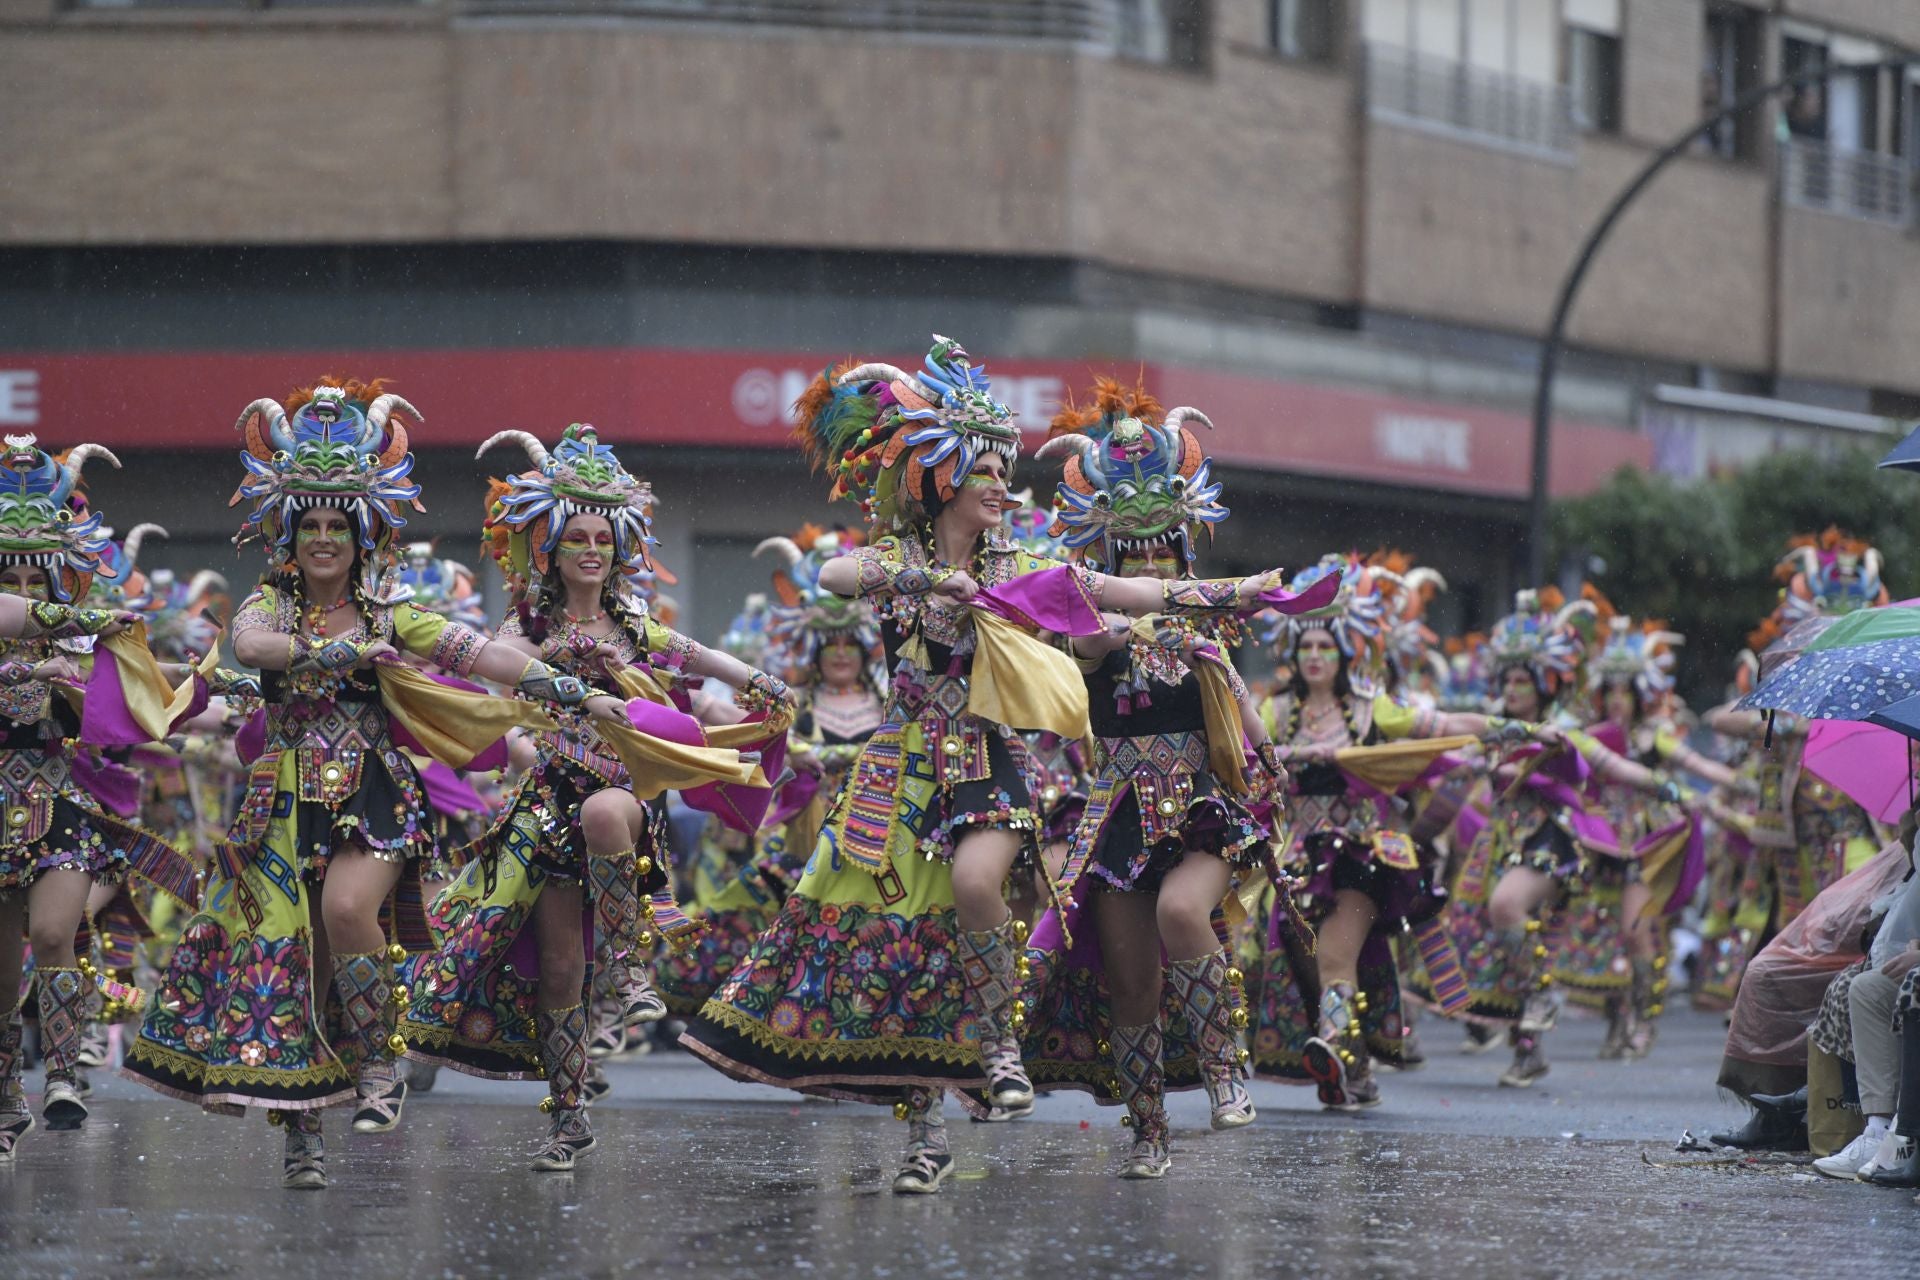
[0,348,1644,500]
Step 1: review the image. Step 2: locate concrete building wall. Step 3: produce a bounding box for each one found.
[1784,1,1920,49]
[1777,209,1920,390]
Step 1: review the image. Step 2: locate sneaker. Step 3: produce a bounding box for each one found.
[42,1078,88,1131]
[1814,1129,1885,1180]
[1301,1036,1353,1110]
[617,970,668,1028]
[891,1147,954,1195]
[77,1024,110,1069]
[1460,1023,1501,1055]
[531,1109,596,1173]
[351,1072,408,1134]
[0,1104,30,1162]
[981,1036,1034,1110]
[1118,1137,1171,1180]
[1859,1133,1920,1186]
[1497,1034,1550,1088]
[970,1098,1033,1122]
[582,1062,612,1107]
[1203,1066,1258,1129]
[282,1116,327,1191]
[586,1020,626,1061]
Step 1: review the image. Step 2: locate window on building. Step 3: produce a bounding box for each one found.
[1700,4,1764,160]
[1117,0,1209,69]
[1270,0,1338,62]
[1781,36,1830,142]
[1565,25,1622,135]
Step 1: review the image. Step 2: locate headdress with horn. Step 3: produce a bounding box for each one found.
[1486,587,1597,698]
[89,523,167,613]
[999,493,1071,561]
[230,376,424,594]
[0,434,117,602]
[1036,376,1226,570]
[143,567,229,663]
[480,423,656,603]
[1367,550,1448,688]
[791,335,1020,528]
[754,524,883,688]
[1589,615,1684,707]
[1775,527,1887,625]
[395,540,487,634]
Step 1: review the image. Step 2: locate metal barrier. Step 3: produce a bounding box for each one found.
[1780,137,1914,228]
[1363,42,1573,158]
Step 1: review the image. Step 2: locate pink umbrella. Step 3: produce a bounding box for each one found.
[1799,718,1914,824]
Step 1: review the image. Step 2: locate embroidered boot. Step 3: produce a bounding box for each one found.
[280,1110,326,1190]
[0,1012,31,1161]
[955,914,1034,1115]
[1112,1019,1171,1179]
[532,1002,597,1172]
[1303,980,1381,1112]
[1625,955,1663,1059]
[334,950,409,1134]
[1598,992,1630,1060]
[891,1086,952,1194]
[616,961,668,1029]
[1165,949,1256,1129]
[37,967,89,1130]
[1500,1028,1551,1088]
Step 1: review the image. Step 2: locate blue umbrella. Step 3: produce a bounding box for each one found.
[1867,692,1920,741]
[1879,422,1920,472]
[1734,637,1920,720]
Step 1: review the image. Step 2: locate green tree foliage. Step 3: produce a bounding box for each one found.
[1551,443,1919,704]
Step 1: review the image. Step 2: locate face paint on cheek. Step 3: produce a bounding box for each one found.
[297,527,347,547]
[558,534,616,558]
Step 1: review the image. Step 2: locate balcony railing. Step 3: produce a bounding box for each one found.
[1363,41,1573,159]
[1780,137,1915,228]
[459,0,1132,48]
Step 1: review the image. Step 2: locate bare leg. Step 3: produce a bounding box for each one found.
[1313,889,1378,989]
[950,827,1021,932]
[1093,889,1162,1026]
[534,881,588,1013]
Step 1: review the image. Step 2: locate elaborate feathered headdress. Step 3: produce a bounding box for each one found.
[792,335,1020,528]
[142,566,228,663]
[230,377,424,594]
[999,493,1070,561]
[719,593,773,669]
[1589,615,1684,706]
[1775,528,1887,624]
[480,423,656,603]
[753,525,883,688]
[395,541,487,633]
[88,522,168,612]
[0,434,118,602]
[1035,377,1226,569]
[1258,553,1400,695]
[1486,587,1597,697]
[1369,550,1448,687]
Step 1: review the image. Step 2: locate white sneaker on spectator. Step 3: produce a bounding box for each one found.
[1856,1132,1916,1182]
[1814,1130,1884,1180]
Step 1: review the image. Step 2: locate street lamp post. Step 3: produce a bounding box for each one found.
[1523,59,1912,587]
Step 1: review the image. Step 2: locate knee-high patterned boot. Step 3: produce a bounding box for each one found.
[280,1109,326,1190]
[1165,949,1255,1130]
[1625,955,1664,1059]
[0,1011,31,1160]
[333,950,408,1134]
[1497,922,1557,1088]
[591,850,667,1031]
[955,914,1034,1114]
[1303,980,1382,1112]
[37,967,89,1130]
[1112,1019,1170,1179]
[532,1002,596,1172]
[891,1086,952,1194]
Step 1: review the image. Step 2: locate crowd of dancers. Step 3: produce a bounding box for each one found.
[0,337,1894,1195]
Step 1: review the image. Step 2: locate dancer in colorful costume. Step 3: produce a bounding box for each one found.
[1253,555,1508,1110]
[1424,589,1685,1088]
[685,337,1284,1194]
[1016,378,1295,1178]
[660,528,885,1018]
[1556,615,1739,1058]
[400,421,788,1172]
[0,436,200,1157]
[125,379,603,1189]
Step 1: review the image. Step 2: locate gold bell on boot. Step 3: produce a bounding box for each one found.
[387,1033,408,1055]
[1225,966,1245,988]
[637,855,654,876]
[1229,1007,1249,1030]
[893,1101,911,1121]
[540,1096,557,1115]
[387,944,408,963]
[1008,1000,1028,1030]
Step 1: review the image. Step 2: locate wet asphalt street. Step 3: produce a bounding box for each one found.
[4,1007,1917,1279]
